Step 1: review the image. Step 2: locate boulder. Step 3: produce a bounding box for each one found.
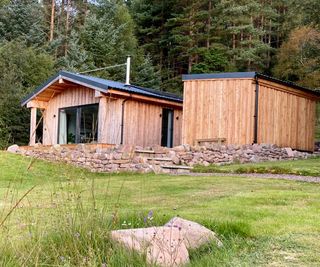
[111,217,222,266]
[111,226,189,266]
[7,144,19,153]
[165,217,222,249]
[146,227,189,267]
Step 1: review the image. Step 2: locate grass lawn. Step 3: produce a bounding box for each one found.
[193,157,320,176]
[0,151,320,266]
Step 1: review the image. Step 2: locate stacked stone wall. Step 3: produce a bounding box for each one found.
[7,143,316,174]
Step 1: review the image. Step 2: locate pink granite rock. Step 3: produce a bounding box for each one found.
[111,226,189,266]
[165,217,223,249]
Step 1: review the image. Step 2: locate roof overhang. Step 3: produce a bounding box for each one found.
[22,71,183,107]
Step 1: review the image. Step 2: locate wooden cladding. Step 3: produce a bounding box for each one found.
[40,85,182,147]
[182,79,255,146]
[99,98,182,147]
[257,79,316,151]
[182,77,317,151]
[124,100,162,146]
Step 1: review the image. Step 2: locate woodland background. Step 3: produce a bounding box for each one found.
[0,0,319,147]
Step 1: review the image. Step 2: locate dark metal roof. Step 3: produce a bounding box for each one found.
[21,70,183,106]
[182,72,257,80]
[182,72,320,97]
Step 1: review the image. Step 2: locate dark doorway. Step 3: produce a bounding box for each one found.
[161,108,174,148]
[36,109,43,144]
[58,104,98,144]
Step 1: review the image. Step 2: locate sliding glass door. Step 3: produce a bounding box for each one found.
[58,104,98,144]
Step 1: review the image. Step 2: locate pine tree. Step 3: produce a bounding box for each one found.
[0,41,54,147]
[56,30,92,72]
[132,52,161,89]
[0,0,47,46]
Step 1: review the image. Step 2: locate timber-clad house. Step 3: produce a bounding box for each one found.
[21,71,183,148]
[22,71,319,151]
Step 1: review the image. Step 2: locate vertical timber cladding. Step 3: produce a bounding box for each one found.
[123,99,183,147]
[43,87,98,145]
[182,79,256,145]
[98,97,122,145]
[257,79,317,151]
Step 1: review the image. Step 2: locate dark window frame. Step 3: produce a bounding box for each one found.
[57,103,99,144]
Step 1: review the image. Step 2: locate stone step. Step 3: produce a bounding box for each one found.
[135,149,156,154]
[160,165,192,170]
[160,165,193,174]
[146,157,172,161]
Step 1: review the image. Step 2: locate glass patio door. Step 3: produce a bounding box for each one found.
[58,104,98,144]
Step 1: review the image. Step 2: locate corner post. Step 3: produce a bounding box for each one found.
[98,96,107,143]
[253,76,259,144]
[29,107,37,146]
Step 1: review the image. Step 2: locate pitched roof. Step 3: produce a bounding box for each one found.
[21,70,183,106]
[182,72,320,97]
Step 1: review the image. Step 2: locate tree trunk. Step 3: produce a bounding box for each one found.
[49,0,55,42]
[64,0,71,56]
[248,16,253,70]
[206,0,212,48]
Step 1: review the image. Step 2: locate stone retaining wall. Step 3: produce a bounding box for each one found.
[8,143,316,174]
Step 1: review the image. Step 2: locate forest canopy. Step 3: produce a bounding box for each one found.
[0,0,319,147]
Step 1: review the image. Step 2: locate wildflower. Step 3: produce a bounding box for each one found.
[59,256,65,262]
[101,263,107,267]
[147,210,153,218]
[144,210,154,224]
[74,232,80,238]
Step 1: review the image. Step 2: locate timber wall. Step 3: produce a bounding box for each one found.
[257,79,316,151]
[182,79,256,145]
[182,77,317,151]
[42,87,182,147]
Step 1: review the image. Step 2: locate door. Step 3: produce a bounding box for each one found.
[161,108,174,148]
[58,104,98,144]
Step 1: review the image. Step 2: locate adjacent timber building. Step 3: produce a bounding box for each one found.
[22,71,183,148]
[182,72,320,151]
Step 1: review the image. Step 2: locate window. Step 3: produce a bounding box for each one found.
[58,104,98,144]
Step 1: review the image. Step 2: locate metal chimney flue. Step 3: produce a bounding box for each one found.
[125,56,131,85]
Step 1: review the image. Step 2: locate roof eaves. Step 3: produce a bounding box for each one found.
[21,73,61,106]
[22,70,183,106]
[256,73,320,97]
[111,86,183,103]
[60,71,109,92]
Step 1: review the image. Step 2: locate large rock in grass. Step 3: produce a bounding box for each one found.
[111,217,222,266]
[111,226,189,266]
[165,217,223,249]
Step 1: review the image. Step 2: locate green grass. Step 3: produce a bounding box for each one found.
[193,157,320,176]
[1,151,320,266]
